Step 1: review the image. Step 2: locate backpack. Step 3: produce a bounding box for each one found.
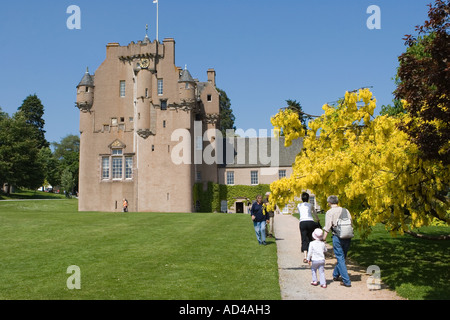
[333,208,354,239]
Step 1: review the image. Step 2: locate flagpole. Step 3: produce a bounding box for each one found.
[155,0,159,42]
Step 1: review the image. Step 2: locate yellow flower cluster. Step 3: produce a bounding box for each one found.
[271,110,305,147]
[269,89,449,236]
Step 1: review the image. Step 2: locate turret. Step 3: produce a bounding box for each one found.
[178,66,196,106]
[136,65,153,139]
[76,67,95,112]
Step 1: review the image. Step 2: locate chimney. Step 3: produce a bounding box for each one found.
[207,69,216,87]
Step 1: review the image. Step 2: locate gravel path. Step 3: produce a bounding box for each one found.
[274,214,404,300]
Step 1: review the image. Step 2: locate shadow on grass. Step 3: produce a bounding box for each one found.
[350,235,450,300]
[0,190,66,201]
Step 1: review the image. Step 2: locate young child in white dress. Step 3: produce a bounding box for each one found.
[307,228,328,288]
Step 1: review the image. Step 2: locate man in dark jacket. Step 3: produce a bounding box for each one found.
[251,195,270,245]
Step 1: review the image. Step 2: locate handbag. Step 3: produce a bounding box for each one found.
[333,208,354,239]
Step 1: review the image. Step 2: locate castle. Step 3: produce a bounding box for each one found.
[76,33,302,213]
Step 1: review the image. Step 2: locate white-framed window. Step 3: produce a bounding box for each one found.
[112,157,123,180]
[157,79,163,95]
[120,80,126,97]
[279,169,286,179]
[102,149,133,181]
[226,171,234,185]
[125,157,133,179]
[251,171,258,185]
[195,136,203,151]
[112,149,123,156]
[102,157,110,180]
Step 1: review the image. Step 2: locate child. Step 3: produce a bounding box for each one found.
[307,228,327,288]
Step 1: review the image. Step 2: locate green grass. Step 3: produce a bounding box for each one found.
[350,224,450,300]
[294,212,450,300]
[0,199,280,300]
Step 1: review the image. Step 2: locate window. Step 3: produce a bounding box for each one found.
[111,118,118,126]
[161,100,167,110]
[112,149,123,155]
[279,169,286,179]
[112,157,123,179]
[120,80,126,97]
[207,94,212,102]
[251,171,258,185]
[195,136,203,151]
[145,88,149,98]
[102,157,110,180]
[101,149,133,181]
[103,125,110,132]
[125,157,133,179]
[157,79,163,95]
[196,171,202,182]
[163,120,166,128]
[226,171,234,185]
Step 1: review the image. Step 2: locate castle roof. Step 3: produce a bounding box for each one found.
[77,68,95,88]
[221,137,303,168]
[179,67,195,83]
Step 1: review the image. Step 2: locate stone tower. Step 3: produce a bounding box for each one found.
[76,33,220,212]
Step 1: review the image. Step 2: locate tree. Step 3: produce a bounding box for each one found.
[395,0,450,164]
[380,99,406,117]
[60,167,74,198]
[38,147,61,188]
[51,135,80,193]
[217,88,236,136]
[0,111,44,194]
[285,99,312,131]
[269,89,449,238]
[17,94,49,149]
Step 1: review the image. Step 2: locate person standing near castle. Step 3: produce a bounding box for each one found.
[307,228,327,288]
[323,195,352,287]
[251,195,270,245]
[263,192,275,238]
[297,192,320,263]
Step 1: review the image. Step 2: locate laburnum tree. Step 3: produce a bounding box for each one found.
[395,0,450,164]
[269,89,449,239]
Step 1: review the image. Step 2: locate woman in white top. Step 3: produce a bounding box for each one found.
[297,192,320,263]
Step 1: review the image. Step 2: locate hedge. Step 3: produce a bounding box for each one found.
[193,182,271,213]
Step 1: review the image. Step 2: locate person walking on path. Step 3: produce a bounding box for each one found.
[297,192,320,263]
[263,192,275,238]
[323,195,352,287]
[251,195,270,245]
[307,228,328,288]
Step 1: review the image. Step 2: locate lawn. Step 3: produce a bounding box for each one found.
[0,199,281,300]
[294,212,450,300]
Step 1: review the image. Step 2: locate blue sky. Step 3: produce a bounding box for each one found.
[0,0,432,144]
